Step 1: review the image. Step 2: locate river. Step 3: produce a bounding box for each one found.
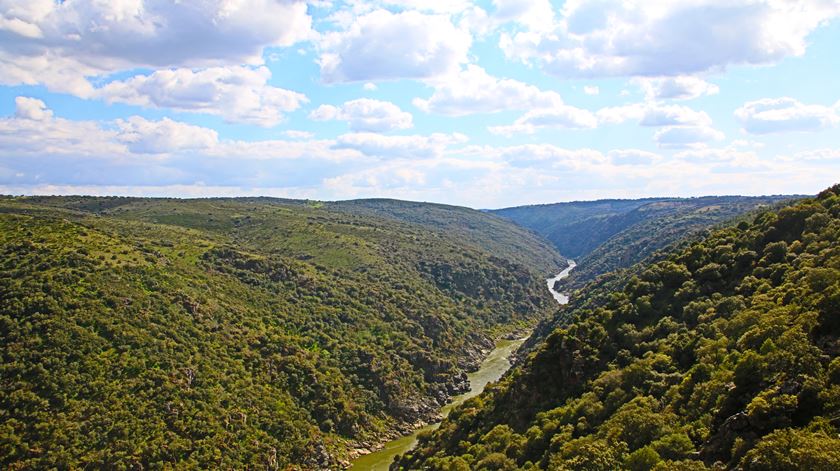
[546,259,576,304]
[348,260,576,470]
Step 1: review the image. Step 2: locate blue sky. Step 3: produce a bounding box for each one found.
[0,0,839,208]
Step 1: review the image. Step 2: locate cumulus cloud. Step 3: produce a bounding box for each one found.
[636,76,720,101]
[583,85,600,96]
[500,1,840,78]
[96,66,307,127]
[783,148,840,162]
[115,117,219,154]
[1,97,123,157]
[492,0,555,33]
[597,103,712,127]
[654,126,725,149]
[0,97,340,161]
[413,65,564,116]
[14,96,52,121]
[0,0,313,95]
[309,99,413,132]
[483,144,607,170]
[333,132,467,159]
[2,98,838,208]
[489,106,598,136]
[319,9,471,82]
[674,146,766,172]
[734,97,840,134]
[382,0,473,14]
[283,130,315,139]
[608,149,662,166]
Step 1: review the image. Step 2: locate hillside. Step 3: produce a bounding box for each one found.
[492,196,795,288]
[0,196,565,469]
[396,184,840,470]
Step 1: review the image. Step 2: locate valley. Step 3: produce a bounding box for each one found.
[350,261,577,470]
[2,188,837,470]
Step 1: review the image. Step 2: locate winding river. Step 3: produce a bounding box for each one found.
[546,260,576,304]
[348,260,576,470]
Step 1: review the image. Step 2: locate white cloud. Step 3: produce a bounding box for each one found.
[363,82,378,91]
[734,97,839,134]
[283,130,315,139]
[597,103,712,127]
[333,132,467,159]
[458,5,494,37]
[654,126,725,149]
[0,97,345,161]
[0,0,313,95]
[608,149,661,166]
[413,65,564,116]
[1,97,123,157]
[309,98,413,132]
[319,9,471,82]
[583,85,600,96]
[14,96,52,121]
[382,0,473,14]
[674,146,765,171]
[482,144,607,169]
[492,0,555,33]
[489,106,598,136]
[2,97,838,209]
[500,1,840,78]
[783,148,840,162]
[115,117,219,154]
[96,66,307,127]
[636,76,720,101]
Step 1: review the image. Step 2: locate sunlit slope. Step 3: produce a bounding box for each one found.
[0,195,563,469]
[397,185,840,470]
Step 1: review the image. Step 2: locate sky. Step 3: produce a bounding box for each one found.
[0,0,839,208]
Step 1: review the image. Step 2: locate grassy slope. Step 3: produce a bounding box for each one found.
[0,196,564,469]
[397,185,840,470]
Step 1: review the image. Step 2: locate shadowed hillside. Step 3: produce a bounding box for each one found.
[492,195,796,289]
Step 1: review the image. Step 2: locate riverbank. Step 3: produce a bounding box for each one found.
[348,336,527,471]
[348,261,577,470]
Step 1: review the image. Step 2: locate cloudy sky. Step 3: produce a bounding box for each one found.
[1,0,839,207]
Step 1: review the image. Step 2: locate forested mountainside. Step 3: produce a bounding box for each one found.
[397,185,840,470]
[492,196,795,288]
[0,196,564,469]
[327,199,563,277]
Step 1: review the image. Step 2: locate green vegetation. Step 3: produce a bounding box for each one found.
[396,185,840,470]
[493,196,795,288]
[0,195,564,469]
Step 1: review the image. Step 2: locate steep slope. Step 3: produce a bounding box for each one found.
[330,199,565,277]
[397,185,840,470]
[0,196,564,469]
[492,196,795,288]
[492,199,668,259]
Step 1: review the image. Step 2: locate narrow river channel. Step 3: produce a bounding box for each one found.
[349,261,576,470]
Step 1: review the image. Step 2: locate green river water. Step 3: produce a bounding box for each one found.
[349,261,575,470]
[347,337,526,471]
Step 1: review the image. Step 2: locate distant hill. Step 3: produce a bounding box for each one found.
[397,185,840,470]
[0,195,564,469]
[492,195,797,287]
